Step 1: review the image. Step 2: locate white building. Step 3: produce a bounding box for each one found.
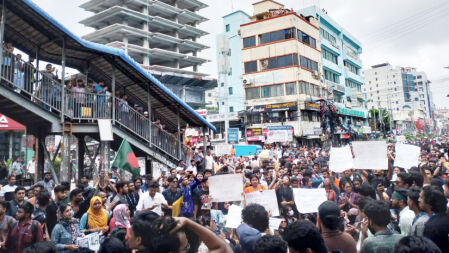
[363,63,434,132]
[79,0,216,108]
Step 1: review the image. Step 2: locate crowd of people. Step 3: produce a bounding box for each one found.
[0,135,448,253]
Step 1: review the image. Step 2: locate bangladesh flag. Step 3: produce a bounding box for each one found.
[110,139,140,178]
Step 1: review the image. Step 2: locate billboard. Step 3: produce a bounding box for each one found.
[227,128,239,144]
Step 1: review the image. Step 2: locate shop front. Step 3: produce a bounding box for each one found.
[0,114,26,161]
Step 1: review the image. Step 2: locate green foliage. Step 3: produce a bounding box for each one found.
[3,158,12,170]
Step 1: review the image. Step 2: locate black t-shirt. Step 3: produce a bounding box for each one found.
[423,214,449,252]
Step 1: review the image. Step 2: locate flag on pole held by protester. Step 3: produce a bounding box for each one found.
[110,139,140,178]
[172,196,183,217]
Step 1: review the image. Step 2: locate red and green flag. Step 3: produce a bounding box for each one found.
[110,139,140,178]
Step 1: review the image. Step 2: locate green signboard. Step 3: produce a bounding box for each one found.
[336,106,366,118]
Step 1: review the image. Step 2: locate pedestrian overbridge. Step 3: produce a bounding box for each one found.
[0,0,216,182]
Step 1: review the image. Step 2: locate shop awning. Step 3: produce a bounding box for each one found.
[0,114,25,131]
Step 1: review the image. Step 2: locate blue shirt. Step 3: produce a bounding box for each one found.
[51,223,80,253]
[179,177,200,216]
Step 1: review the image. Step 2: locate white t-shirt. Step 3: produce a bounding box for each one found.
[186,165,197,175]
[27,160,35,174]
[136,192,167,216]
[205,156,214,170]
[0,184,17,197]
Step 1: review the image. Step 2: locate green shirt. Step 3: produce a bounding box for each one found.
[360,230,403,253]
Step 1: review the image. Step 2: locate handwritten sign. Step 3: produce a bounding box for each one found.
[208,174,243,202]
[352,141,388,170]
[395,144,420,170]
[245,190,280,216]
[225,205,243,228]
[329,145,354,173]
[269,217,283,231]
[77,232,100,251]
[293,188,327,214]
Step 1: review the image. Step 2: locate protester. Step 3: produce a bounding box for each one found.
[36,172,55,193]
[162,175,182,216]
[360,200,403,253]
[50,203,80,252]
[236,203,269,253]
[6,186,26,217]
[254,235,288,253]
[391,188,415,235]
[0,200,16,251]
[6,202,44,253]
[109,204,131,244]
[394,236,442,253]
[244,174,266,193]
[318,201,357,253]
[283,220,328,253]
[80,196,110,234]
[0,175,17,201]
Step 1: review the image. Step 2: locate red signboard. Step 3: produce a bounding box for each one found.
[0,114,25,131]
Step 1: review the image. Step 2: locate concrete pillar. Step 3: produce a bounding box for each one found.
[61,132,71,183]
[36,136,45,181]
[8,132,13,159]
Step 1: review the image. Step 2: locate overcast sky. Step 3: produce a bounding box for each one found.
[33,0,449,108]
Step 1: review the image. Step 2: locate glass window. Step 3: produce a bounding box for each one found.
[344,61,359,74]
[299,81,310,95]
[246,87,260,100]
[319,28,336,44]
[243,36,256,48]
[229,106,234,112]
[286,82,297,95]
[259,28,296,44]
[228,68,232,75]
[298,29,316,48]
[266,54,298,70]
[225,24,230,32]
[322,49,337,64]
[300,56,318,72]
[244,61,257,73]
[228,87,233,95]
[261,84,284,98]
[324,69,339,83]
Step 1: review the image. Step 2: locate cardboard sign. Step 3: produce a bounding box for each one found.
[352,141,388,170]
[245,189,280,216]
[293,188,327,214]
[329,145,354,173]
[208,174,244,202]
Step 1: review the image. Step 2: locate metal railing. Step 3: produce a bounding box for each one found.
[1,47,62,113]
[0,46,181,159]
[114,97,180,159]
[65,88,111,120]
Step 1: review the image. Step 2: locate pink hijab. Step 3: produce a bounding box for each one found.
[113,204,131,228]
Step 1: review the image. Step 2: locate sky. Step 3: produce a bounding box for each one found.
[32,0,449,108]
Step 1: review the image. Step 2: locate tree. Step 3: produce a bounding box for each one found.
[369,108,391,132]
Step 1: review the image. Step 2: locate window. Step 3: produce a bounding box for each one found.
[346,79,359,88]
[246,87,260,100]
[261,84,284,98]
[300,56,318,72]
[225,24,230,32]
[228,68,232,75]
[229,106,234,112]
[298,29,316,48]
[228,87,233,95]
[244,61,257,73]
[286,82,297,95]
[221,82,224,87]
[208,93,212,97]
[299,81,310,95]
[322,49,337,64]
[259,28,296,44]
[344,61,359,74]
[319,28,336,44]
[324,69,340,83]
[243,36,256,48]
[266,54,298,70]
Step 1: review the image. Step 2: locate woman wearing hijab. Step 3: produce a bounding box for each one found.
[51,203,80,252]
[110,204,131,245]
[80,196,110,234]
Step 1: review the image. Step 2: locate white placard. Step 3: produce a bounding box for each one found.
[77,232,100,251]
[293,188,327,214]
[214,144,233,156]
[208,174,244,202]
[395,144,420,170]
[98,119,113,141]
[269,217,283,231]
[352,141,388,170]
[329,145,354,173]
[225,205,243,228]
[245,190,280,216]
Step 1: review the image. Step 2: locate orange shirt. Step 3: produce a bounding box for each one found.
[244,184,266,194]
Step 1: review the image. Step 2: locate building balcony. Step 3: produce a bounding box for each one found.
[344,68,364,85]
[342,49,362,68]
[322,60,341,75]
[325,80,345,94]
[320,39,340,55]
[357,91,365,100]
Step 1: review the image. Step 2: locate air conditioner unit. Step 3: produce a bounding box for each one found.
[312,70,320,80]
[243,79,252,86]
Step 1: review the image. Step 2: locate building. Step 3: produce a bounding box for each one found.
[363,63,435,133]
[299,6,368,134]
[79,0,216,108]
[216,10,251,114]
[0,113,26,161]
[242,0,324,144]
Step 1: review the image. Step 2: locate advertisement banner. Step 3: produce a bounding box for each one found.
[227,128,239,144]
[266,129,289,143]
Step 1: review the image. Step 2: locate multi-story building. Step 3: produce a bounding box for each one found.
[299,6,367,133]
[363,63,434,133]
[216,10,251,114]
[79,0,216,108]
[242,0,324,144]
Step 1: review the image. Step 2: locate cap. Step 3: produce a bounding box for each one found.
[318,200,340,221]
[392,188,408,202]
